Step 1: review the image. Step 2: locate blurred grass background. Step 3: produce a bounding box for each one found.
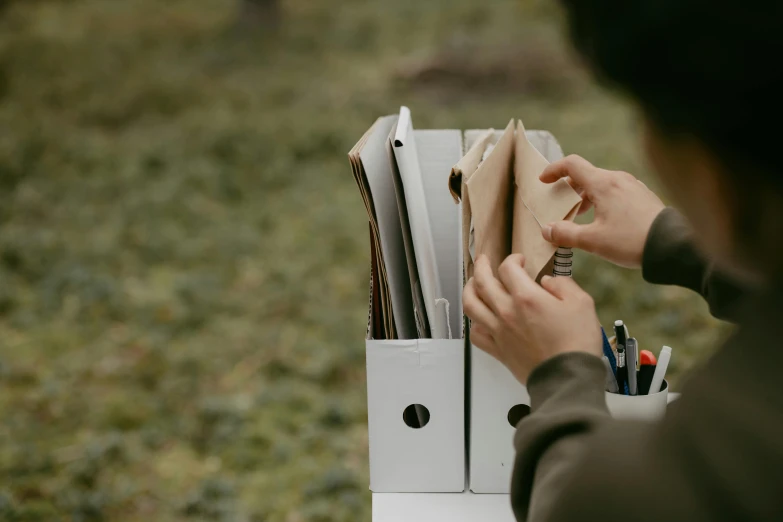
[0,0,729,520]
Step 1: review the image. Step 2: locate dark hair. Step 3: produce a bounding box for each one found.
[558,1,783,185]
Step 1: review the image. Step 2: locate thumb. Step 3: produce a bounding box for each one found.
[540,274,582,300]
[542,221,596,252]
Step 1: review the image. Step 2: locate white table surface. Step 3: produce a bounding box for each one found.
[372,491,515,522]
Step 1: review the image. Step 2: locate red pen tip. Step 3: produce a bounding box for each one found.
[640,350,657,366]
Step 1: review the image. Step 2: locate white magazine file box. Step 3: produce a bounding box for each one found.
[365,127,466,493]
[466,129,566,494]
[366,338,465,492]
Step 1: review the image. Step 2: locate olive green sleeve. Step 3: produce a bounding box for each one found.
[642,207,749,321]
[510,352,610,521]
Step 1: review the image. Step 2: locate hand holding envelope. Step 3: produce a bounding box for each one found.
[464,253,603,384]
[452,119,608,384]
[450,119,583,283]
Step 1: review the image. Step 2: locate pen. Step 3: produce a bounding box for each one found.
[638,350,657,395]
[613,320,627,351]
[601,328,617,373]
[640,350,657,366]
[602,356,619,393]
[616,344,628,395]
[649,346,672,394]
[613,321,629,394]
[626,338,638,395]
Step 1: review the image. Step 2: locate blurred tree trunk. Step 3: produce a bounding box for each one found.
[237,0,280,31]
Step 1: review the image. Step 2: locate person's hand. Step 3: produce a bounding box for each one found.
[540,155,666,268]
[463,254,602,384]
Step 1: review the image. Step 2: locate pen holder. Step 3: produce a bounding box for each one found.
[605,380,668,421]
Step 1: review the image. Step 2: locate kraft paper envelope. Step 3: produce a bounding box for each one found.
[460,120,515,280]
[349,123,395,337]
[512,119,582,278]
[450,119,582,282]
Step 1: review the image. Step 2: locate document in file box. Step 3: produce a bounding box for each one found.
[392,107,450,339]
[452,122,581,283]
[387,124,430,339]
[349,115,417,339]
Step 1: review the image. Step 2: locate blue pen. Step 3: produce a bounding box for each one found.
[601,327,616,373]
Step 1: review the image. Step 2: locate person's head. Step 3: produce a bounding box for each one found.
[558,0,783,282]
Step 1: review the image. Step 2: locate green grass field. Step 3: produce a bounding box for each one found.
[0,1,728,520]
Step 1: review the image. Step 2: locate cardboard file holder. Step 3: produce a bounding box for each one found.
[465,129,568,494]
[366,339,466,492]
[364,127,466,493]
[468,345,529,493]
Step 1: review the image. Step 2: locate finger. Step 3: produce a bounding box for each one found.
[563,175,581,193]
[473,255,512,314]
[540,274,582,300]
[463,278,499,330]
[497,254,549,302]
[472,323,506,364]
[539,155,607,199]
[542,220,599,252]
[470,327,492,351]
[471,321,492,338]
[470,322,498,357]
[540,155,595,185]
[563,177,595,215]
[504,253,525,268]
[576,193,594,215]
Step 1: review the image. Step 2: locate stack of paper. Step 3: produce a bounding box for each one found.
[349,108,463,340]
[349,115,415,340]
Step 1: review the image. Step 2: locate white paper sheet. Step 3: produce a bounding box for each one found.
[359,116,417,339]
[392,107,449,339]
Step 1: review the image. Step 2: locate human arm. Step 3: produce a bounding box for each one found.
[510,316,782,522]
[463,244,778,522]
[540,155,749,322]
[641,207,747,321]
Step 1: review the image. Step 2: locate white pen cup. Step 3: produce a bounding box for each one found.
[605,380,668,421]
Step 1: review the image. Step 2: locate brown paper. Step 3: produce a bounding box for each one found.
[453,120,582,283]
[513,120,582,280]
[349,117,401,339]
[451,125,503,283]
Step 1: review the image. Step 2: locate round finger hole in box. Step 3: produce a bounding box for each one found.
[402,404,430,429]
[507,404,531,427]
